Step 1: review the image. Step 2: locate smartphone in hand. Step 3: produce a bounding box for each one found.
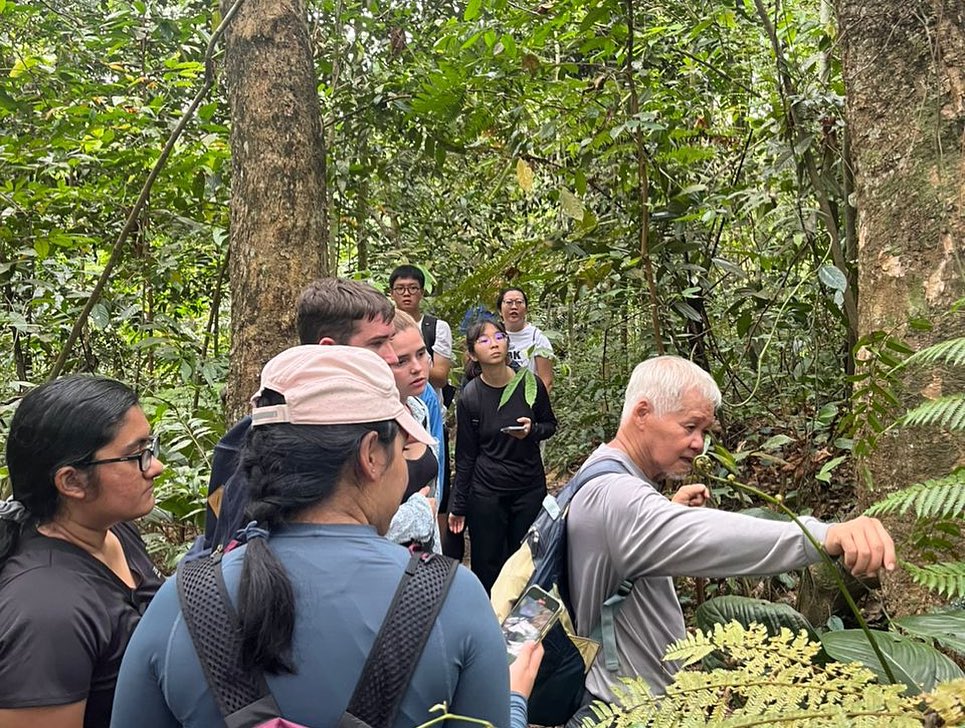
[501,585,563,662]
[500,425,527,433]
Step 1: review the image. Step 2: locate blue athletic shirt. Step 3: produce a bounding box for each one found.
[112,523,512,728]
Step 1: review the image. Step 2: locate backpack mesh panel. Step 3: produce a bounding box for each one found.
[346,554,456,727]
[178,557,267,716]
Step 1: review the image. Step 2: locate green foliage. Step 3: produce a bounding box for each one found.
[901,562,965,601]
[894,611,965,656]
[865,470,965,520]
[696,595,820,643]
[820,628,964,694]
[901,336,965,368]
[497,367,537,408]
[862,334,965,600]
[902,394,965,430]
[696,597,965,694]
[585,622,948,727]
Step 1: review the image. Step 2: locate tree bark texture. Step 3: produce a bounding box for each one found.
[222,0,328,422]
[838,0,964,610]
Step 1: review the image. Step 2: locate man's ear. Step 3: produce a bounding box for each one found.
[318,337,336,346]
[53,466,93,503]
[630,398,653,426]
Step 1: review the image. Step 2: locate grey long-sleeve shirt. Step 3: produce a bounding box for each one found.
[567,444,831,702]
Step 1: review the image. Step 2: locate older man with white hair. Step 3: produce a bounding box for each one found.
[565,355,895,724]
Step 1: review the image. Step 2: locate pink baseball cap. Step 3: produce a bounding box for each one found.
[249,345,435,446]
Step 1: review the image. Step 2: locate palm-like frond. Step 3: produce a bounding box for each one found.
[901,394,965,430]
[865,470,965,519]
[903,336,965,368]
[903,562,965,600]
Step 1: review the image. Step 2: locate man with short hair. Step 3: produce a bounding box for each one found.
[388,265,454,396]
[195,277,445,555]
[564,355,895,724]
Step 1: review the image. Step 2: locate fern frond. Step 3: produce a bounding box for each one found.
[902,394,965,430]
[924,677,965,725]
[590,623,928,728]
[865,470,965,518]
[904,561,965,599]
[904,336,965,367]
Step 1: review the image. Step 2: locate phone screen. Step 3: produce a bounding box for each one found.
[501,588,561,661]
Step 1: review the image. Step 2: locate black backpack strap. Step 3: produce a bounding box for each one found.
[339,553,459,728]
[420,314,437,356]
[177,555,281,728]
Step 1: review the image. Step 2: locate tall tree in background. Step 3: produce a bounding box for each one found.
[838,0,964,604]
[222,0,328,420]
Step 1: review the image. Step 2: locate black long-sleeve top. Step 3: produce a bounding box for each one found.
[450,373,557,516]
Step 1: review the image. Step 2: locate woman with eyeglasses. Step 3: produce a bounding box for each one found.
[0,375,165,728]
[448,320,557,594]
[497,286,555,393]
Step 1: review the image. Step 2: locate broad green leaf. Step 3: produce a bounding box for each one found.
[894,611,965,656]
[463,0,482,21]
[818,263,848,292]
[821,628,964,693]
[696,596,820,642]
[559,187,584,221]
[815,455,848,483]
[498,368,527,409]
[523,369,536,406]
[761,433,794,451]
[90,303,110,330]
[516,158,533,192]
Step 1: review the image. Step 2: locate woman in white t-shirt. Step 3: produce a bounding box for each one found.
[497,286,554,392]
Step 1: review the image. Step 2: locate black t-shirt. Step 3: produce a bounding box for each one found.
[0,522,163,727]
[451,374,557,516]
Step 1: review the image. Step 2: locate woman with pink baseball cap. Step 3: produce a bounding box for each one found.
[113,345,540,728]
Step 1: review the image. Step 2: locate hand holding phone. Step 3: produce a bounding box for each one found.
[500,425,526,433]
[501,585,563,662]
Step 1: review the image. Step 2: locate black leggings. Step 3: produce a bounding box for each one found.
[466,484,545,594]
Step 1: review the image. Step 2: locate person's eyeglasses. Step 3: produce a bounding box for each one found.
[84,435,160,473]
[476,333,508,345]
[392,285,422,294]
[502,299,526,308]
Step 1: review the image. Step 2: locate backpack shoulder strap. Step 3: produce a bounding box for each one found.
[460,376,483,429]
[340,553,459,728]
[420,314,437,355]
[177,555,282,728]
[555,456,632,512]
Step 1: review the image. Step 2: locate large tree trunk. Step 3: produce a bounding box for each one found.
[837,0,964,612]
[222,0,328,422]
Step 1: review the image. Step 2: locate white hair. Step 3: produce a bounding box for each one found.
[620,355,721,422]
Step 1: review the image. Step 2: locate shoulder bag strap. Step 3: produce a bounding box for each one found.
[177,556,282,728]
[420,314,437,355]
[566,458,639,674]
[339,553,459,728]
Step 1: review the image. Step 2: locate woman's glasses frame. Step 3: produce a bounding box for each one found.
[83,435,160,473]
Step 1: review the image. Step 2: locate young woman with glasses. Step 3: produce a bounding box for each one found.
[448,320,557,594]
[0,375,165,728]
[497,286,555,392]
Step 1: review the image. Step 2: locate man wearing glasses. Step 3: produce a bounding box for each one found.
[388,265,454,400]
